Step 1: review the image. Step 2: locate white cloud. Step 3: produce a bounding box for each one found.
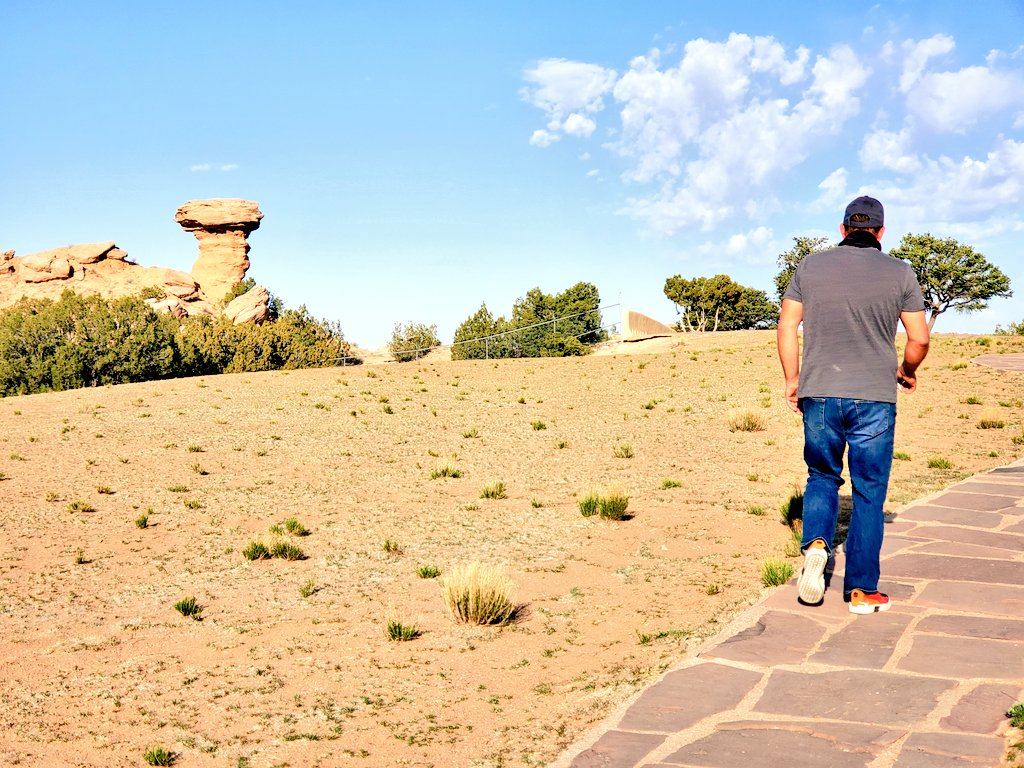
[905,65,1024,133]
[563,113,597,137]
[860,128,922,173]
[578,151,592,161]
[874,138,1024,231]
[815,168,849,207]
[190,162,238,172]
[899,34,955,92]
[520,58,617,143]
[614,41,869,233]
[725,225,773,254]
[586,169,600,178]
[529,129,560,148]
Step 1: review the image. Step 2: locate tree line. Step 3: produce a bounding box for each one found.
[0,288,352,396]
[664,232,1013,333]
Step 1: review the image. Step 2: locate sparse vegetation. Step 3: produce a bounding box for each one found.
[612,443,635,459]
[430,464,462,479]
[270,540,306,561]
[284,517,308,536]
[761,559,794,587]
[135,510,151,529]
[728,409,767,432]
[383,538,403,554]
[480,481,508,499]
[927,456,954,469]
[174,595,202,620]
[67,500,96,513]
[660,479,682,489]
[143,746,176,766]
[386,619,421,641]
[242,541,271,561]
[893,450,911,461]
[442,562,517,625]
[299,579,317,598]
[531,420,547,431]
[417,564,441,579]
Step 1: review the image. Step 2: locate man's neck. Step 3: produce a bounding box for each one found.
[839,230,882,250]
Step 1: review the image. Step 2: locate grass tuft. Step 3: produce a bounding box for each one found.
[299,579,317,598]
[174,595,203,620]
[270,540,307,560]
[67,500,96,514]
[442,562,517,625]
[531,420,547,431]
[661,479,682,489]
[728,409,767,432]
[612,443,635,459]
[135,510,151,529]
[386,619,421,641]
[243,540,271,561]
[143,746,176,766]
[760,559,794,587]
[430,463,462,479]
[927,456,953,469]
[417,564,441,579]
[283,517,308,536]
[383,538,403,555]
[480,481,507,499]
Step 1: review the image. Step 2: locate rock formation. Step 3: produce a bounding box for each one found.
[0,199,269,324]
[175,198,263,305]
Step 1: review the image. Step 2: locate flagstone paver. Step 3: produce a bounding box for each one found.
[658,722,896,768]
[899,635,1024,678]
[616,663,761,733]
[915,580,1024,615]
[885,552,1024,584]
[895,504,1005,527]
[941,683,1024,733]
[898,524,1024,551]
[700,611,827,665]
[809,612,911,668]
[555,457,1024,768]
[754,668,955,724]
[928,490,1020,512]
[897,733,1007,765]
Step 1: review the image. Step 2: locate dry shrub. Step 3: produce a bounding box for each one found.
[728,408,767,432]
[442,562,516,625]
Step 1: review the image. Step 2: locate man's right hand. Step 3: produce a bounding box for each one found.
[897,364,917,393]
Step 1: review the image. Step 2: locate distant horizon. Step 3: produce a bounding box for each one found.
[2,2,1022,348]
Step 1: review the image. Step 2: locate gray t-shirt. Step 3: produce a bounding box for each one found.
[783,243,925,403]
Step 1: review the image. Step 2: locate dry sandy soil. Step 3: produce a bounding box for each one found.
[1,330,1022,768]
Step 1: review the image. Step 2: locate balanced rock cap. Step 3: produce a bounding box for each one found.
[175,199,263,231]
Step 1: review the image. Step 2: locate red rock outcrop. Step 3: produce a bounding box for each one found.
[175,198,263,304]
[0,198,270,324]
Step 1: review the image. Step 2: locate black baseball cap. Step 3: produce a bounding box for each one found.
[843,195,884,228]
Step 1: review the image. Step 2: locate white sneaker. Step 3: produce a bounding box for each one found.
[797,539,828,605]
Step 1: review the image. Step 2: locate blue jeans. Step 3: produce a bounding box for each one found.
[799,397,896,596]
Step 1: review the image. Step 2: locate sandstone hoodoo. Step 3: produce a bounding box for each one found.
[0,198,271,324]
[175,198,263,305]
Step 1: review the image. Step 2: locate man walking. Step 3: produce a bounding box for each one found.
[777,196,930,614]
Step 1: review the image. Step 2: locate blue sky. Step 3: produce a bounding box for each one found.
[2,1,1022,348]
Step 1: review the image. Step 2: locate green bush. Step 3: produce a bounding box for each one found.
[389,321,441,362]
[452,282,607,360]
[0,290,354,396]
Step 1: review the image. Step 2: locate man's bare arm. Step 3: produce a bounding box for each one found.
[897,310,930,393]
[777,298,803,412]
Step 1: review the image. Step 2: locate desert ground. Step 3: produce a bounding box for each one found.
[1,330,1022,768]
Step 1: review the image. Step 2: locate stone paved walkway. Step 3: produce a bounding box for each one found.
[556,461,1024,767]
